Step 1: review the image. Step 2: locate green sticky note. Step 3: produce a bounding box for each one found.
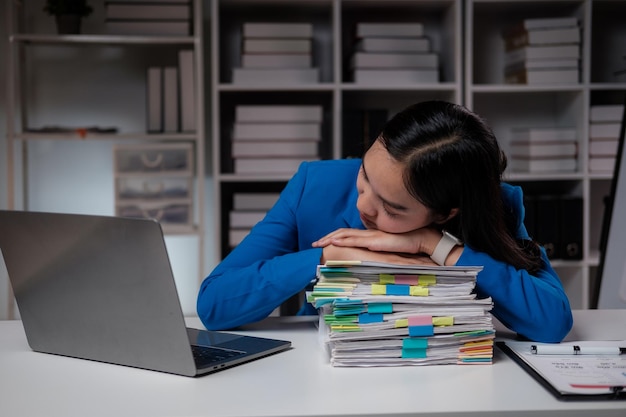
[402,338,428,349]
[402,348,427,358]
[368,303,393,314]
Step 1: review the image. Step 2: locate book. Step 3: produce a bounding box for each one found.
[235,105,323,123]
[590,105,625,122]
[510,127,577,142]
[559,196,583,260]
[232,68,319,85]
[589,139,619,157]
[498,340,626,400]
[242,39,311,54]
[590,123,622,139]
[355,37,430,53]
[233,122,321,141]
[242,22,313,38]
[342,108,388,158]
[350,52,439,69]
[233,193,281,210]
[534,196,560,259]
[241,53,312,68]
[589,157,616,173]
[146,67,162,132]
[231,140,319,158]
[507,17,579,32]
[105,20,190,36]
[504,45,580,66]
[355,22,424,38]
[504,58,579,74]
[504,27,581,50]
[234,157,317,175]
[510,142,577,158]
[354,69,438,84]
[505,68,579,84]
[509,157,577,173]
[229,210,266,228]
[105,3,190,20]
[163,67,179,132]
[178,50,195,132]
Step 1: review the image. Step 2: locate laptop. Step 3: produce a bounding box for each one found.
[0,210,291,377]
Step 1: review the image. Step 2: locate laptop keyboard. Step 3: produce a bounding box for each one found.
[191,345,246,368]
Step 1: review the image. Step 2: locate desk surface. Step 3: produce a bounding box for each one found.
[1,310,625,417]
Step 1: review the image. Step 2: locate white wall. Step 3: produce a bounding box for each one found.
[0,1,217,319]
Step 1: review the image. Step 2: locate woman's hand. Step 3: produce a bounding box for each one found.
[313,227,441,256]
[320,244,436,266]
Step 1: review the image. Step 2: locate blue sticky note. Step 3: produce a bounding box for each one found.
[386,284,410,296]
[358,313,383,324]
[409,325,434,337]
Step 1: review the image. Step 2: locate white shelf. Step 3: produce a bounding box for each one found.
[4,0,207,319]
[10,33,196,45]
[466,0,626,309]
[211,0,625,311]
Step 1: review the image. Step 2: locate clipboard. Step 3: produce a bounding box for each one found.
[497,340,626,401]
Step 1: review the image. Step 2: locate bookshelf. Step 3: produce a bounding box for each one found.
[465,0,626,309]
[212,0,626,311]
[210,0,463,263]
[4,0,207,318]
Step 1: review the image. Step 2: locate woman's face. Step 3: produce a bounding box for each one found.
[356,140,439,233]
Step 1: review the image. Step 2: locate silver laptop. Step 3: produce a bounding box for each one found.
[0,210,291,377]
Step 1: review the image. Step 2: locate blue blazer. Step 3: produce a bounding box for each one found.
[197,159,573,342]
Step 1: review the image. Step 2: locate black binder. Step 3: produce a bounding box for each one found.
[534,195,560,259]
[559,196,583,260]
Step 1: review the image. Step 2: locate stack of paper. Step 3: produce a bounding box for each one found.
[507,127,578,173]
[307,261,494,367]
[350,22,439,85]
[502,16,581,84]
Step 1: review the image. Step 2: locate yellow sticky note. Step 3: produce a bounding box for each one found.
[395,318,409,328]
[418,274,436,286]
[409,286,429,296]
[371,284,386,295]
[379,274,394,284]
[433,316,454,326]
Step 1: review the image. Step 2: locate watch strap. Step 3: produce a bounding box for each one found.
[431,231,461,266]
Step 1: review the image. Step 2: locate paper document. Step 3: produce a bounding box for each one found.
[499,340,626,400]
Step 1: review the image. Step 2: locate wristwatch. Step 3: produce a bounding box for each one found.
[430,230,463,266]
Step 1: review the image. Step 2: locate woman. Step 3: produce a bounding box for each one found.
[197,100,573,343]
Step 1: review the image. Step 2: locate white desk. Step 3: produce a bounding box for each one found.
[1,310,625,417]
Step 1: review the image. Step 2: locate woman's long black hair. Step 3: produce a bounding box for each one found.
[375,100,543,274]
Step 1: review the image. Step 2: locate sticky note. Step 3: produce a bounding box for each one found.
[402,338,428,349]
[418,275,436,286]
[395,318,408,328]
[409,286,429,296]
[386,284,410,296]
[402,349,427,359]
[408,325,434,337]
[371,284,386,295]
[367,303,393,314]
[358,313,383,324]
[432,316,454,326]
[408,316,432,326]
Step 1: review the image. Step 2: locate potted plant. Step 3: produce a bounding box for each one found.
[43,0,93,35]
